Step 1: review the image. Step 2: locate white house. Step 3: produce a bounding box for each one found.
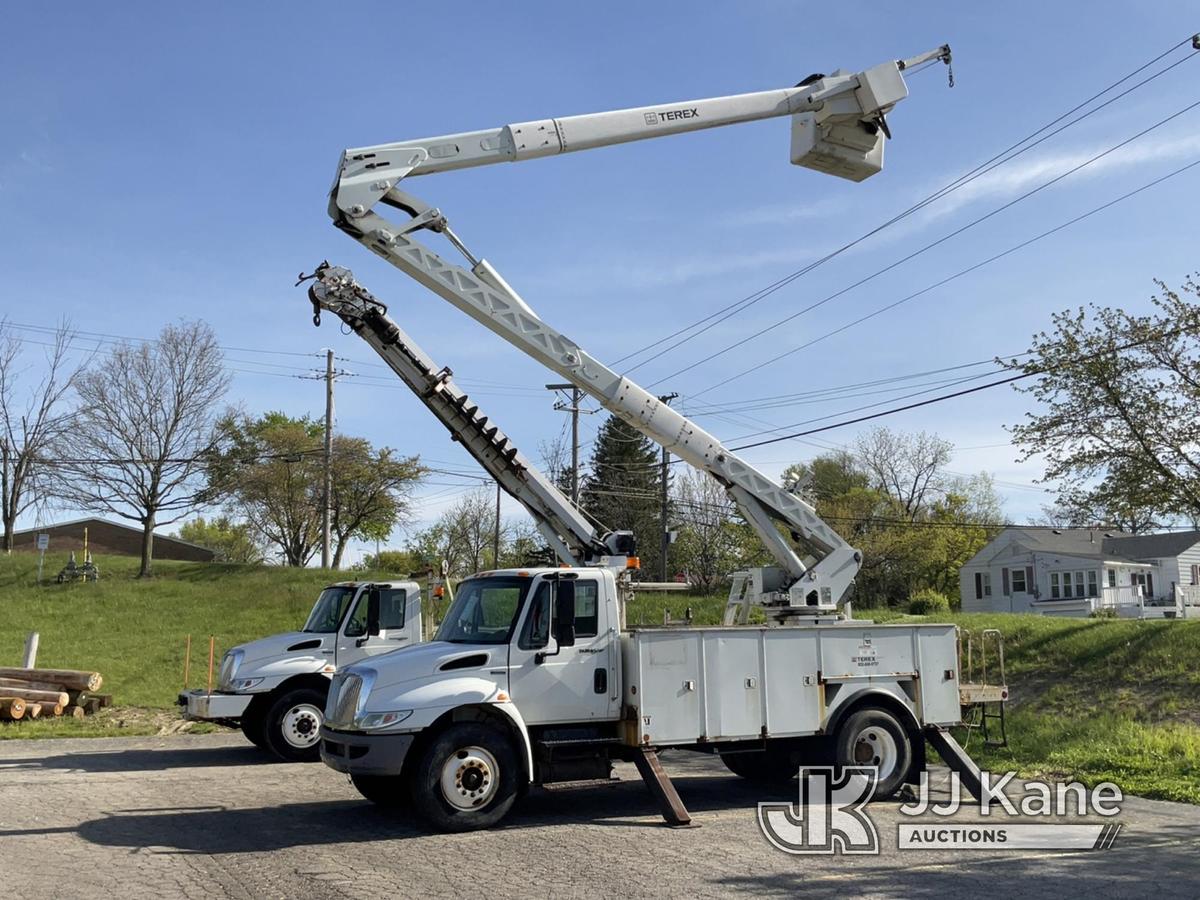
[959,528,1200,618]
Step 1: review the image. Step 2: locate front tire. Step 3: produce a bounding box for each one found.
[240,697,270,750]
[833,708,913,798]
[352,774,407,809]
[409,722,519,832]
[262,687,326,762]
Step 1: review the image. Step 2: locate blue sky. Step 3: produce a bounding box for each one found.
[2,3,1198,562]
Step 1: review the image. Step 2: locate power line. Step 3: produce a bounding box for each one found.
[661,96,1200,394]
[724,317,1200,452]
[612,34,1200,374]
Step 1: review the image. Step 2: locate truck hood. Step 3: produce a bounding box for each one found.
[225,631,333,686]
[350,641,501,694]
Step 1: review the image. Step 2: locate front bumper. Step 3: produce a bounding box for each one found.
[320,725,415,776]
[178,688,253,721]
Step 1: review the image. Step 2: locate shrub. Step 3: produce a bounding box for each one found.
[1089,607,1118,619]
[908,588,951,615]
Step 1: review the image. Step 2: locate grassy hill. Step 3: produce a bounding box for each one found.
[1,552,1197,801]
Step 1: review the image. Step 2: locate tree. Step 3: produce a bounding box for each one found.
[580,414,664,579]
[671,469,748,592]
[54,321,230,576]
[328,436,423,568]
[782,449,870,504]
[175,515,264,564]
[1005,277,1200,526]
[0,321,84,552]
[405,488,502,578]
[206,412,325,566]
[855,428,953,521]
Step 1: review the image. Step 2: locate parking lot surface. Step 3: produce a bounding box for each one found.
[0,732,1197,898]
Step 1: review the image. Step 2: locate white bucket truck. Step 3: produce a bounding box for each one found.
[305,44,998,830]
[179,580,421,761]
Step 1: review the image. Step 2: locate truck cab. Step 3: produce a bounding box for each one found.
[181,579,422,761]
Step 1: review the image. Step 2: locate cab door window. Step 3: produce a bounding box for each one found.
[518,579,599,648]
[378,588,407,629]
[344,595,368,637]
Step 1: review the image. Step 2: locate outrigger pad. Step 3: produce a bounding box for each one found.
[632,748,695,828]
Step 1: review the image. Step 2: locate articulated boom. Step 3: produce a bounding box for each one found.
[303,263,635,572]
[325,47,950,617]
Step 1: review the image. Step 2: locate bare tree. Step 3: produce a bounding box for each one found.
[0,321,84,551]
[855,427,953,521]
[671,469,745,592]
[54,321,230,576]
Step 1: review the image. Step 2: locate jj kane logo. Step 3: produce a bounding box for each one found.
[758,767,1124,855]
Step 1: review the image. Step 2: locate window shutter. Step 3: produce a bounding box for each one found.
[1026,566,1035,593]
[975,572,983,600]
[1147,573,1154,598]
[1002,568,1010,596]
[1191,564,1198,585]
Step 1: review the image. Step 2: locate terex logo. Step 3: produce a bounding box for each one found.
[644,107,699,126]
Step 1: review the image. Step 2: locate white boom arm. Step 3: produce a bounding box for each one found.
[302,263,636,572]
[324,47,950,616]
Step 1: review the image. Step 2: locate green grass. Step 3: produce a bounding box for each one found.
[2,552,1199,802]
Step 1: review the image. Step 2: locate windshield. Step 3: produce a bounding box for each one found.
[434,576,532,645]
[302,587,356,633]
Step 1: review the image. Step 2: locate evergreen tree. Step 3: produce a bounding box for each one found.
[580,414,665,579]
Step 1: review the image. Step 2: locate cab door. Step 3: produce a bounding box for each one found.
[506,576,618,725]
[335,585,415,668]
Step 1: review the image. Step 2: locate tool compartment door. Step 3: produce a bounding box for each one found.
[627,632,702,745]
[702,631,763,740]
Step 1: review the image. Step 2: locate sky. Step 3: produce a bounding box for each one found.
[2,3,1199,564]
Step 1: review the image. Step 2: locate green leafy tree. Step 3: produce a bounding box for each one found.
[328,436,423,568]
[1005,276,1200,526]
[580,414,664,579]
[175,515,264,564]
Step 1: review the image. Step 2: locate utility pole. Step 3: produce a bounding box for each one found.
[322,348,334,569]
[492,479,502,567]
[658,393,679,583]
[546,384,592,504]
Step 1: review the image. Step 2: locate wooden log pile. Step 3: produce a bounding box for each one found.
[0,668,108,722]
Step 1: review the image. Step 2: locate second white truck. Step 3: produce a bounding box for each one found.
[179,579,421,761]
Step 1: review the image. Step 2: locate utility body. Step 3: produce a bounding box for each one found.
[180,580,421,761]
[307,45,999,831]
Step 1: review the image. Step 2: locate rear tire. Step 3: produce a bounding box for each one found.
[262,687,326,763]
[721,749,798,784]
[352,774,407,809]
[409,722,519,832]
[833,708,913,798]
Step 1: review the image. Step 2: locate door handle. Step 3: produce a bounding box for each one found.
[594,668,607,694]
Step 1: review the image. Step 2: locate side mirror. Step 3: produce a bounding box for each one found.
[367,589,381,637]
[554,581,576,648]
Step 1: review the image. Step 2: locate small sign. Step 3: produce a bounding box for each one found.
[35,533,49,551]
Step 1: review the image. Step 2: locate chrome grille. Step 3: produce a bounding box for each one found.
[217,650,242,691]
[327,673,362,727]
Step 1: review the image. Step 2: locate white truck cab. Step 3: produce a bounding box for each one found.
[320,567,971,831]
[180,580,422,761]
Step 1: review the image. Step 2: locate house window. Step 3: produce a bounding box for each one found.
[982,572,991,598]
[1061,572,1071,598]
[1075,571,1086,598]
[1050,573,1060,599]
[1108,569,1116,588]
[1087,571,1098,598]
[1012,568,1027,593]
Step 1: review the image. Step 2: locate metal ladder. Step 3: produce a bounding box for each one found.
[957,628,1009,748]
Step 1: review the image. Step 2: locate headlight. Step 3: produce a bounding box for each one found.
[353,710,413,730]
[231,677,264,691]
[218,650,244,691]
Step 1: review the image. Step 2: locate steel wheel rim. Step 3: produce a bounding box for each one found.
[440,745,499,810]
[853,727,899,779]
[282,703,323,749]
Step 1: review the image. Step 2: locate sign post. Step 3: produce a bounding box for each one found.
[35,533,49,584]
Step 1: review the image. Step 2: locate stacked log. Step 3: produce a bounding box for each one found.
[0,668,106,722]
[0,698,26,720]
